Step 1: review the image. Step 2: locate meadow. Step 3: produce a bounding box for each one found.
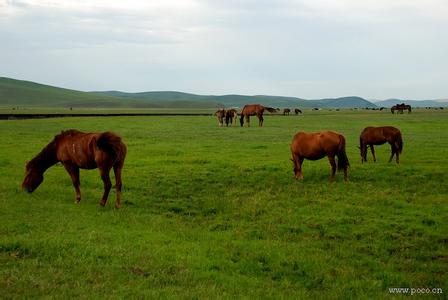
[0,109,447,298]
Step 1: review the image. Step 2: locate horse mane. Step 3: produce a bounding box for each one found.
[26,129,83,171]
[26,138,58,171]
[55,129,83,139]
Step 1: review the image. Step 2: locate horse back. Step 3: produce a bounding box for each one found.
[55,132,100,169]
[361,126,400,144]
[291,131,340,159]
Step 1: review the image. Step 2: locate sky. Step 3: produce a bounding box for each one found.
[0,0,447,99]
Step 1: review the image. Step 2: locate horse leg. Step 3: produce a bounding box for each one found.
[63,163,81,203]
[297,156,304,180]
[113,163,123,209]
[246,115,250,127]
[99,167,112,206]
[388,143,396,163]
[328,155,336,182]
[259,115,264,127]
[370,145,376,162]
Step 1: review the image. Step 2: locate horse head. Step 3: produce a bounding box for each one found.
[22,162,44,193]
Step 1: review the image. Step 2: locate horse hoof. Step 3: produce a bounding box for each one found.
[99,200,106,207]
[115,204,120,209]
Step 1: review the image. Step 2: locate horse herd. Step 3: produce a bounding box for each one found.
[214,104,304,127]
[215,103,411,128]
[21,109,403,209]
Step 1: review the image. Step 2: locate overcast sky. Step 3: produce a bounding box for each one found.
[1,0,447,99]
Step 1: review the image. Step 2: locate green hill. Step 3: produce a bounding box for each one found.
[0,77,126,107]
[1,77,378,109]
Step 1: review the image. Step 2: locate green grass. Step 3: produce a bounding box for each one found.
[0,110,447,298]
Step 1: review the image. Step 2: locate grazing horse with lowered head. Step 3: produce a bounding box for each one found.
[214,109,226,126]
[360,126,403,164]
[290,131,349,181]
[225,108,238,126]
[283,108,291,116]
[240,104,278,127]
[294,108,302,115]
[22,129,127,208]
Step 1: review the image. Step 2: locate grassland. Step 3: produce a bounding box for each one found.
[0,110,447,298]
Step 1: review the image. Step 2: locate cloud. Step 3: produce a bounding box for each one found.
[0,0,447,98]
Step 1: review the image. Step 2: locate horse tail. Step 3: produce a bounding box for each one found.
[337,135,350,171]
[265,106,277,113]
[396,132,403,154]
[97,132,127,163]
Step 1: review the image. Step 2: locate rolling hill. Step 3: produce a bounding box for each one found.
[374,98,448,108]
[1,77,380,108]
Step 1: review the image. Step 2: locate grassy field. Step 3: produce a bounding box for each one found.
[0,110,447,298]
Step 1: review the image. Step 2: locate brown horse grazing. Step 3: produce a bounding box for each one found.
[214,109,226,126]
[22,129,127,208]
[225,108,238,127]
[359,126,403,164]
[294,108,302,115]
[240,104,277,127]
[290,131,349,181]
[283,108,291,116]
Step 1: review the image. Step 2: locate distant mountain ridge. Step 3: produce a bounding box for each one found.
[2,76,445,109]
[374,99,448,108]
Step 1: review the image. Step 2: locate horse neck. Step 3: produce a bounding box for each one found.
[29,140,59,172]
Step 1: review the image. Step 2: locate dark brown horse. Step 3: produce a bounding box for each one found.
[391,103,412,114]
[22,129,127,208]
[290,131,349,181]
[225,108,238,126]
[214,109,226,126]
[359,126,403,164]
[283,108,291,116]
[240,104,277,127]
[294,108,302,115]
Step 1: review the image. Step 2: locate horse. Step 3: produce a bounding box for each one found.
[22,129,127,208]
[391,103,411,114]
[283,108,291,116]
[359,126,403,164]
[240,104,278,127]
[225,108,238,127]
[294,108,302,115]
[214,109,226,126]
[290,131,349,181]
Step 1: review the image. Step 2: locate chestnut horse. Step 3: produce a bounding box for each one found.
[360,126,403,164]
[22,129,127,208]
[240,104,277,127]
[290,131,349,181]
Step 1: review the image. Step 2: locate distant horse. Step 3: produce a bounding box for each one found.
[22,129,127,208]
[359,126,403,164]
[290,131,349,181]
[240,104,277,127]
[283,108,291,116]
[214,109,226,126]
[294,108,302,115]
[225,108,238,126]
[391,103,411,114]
